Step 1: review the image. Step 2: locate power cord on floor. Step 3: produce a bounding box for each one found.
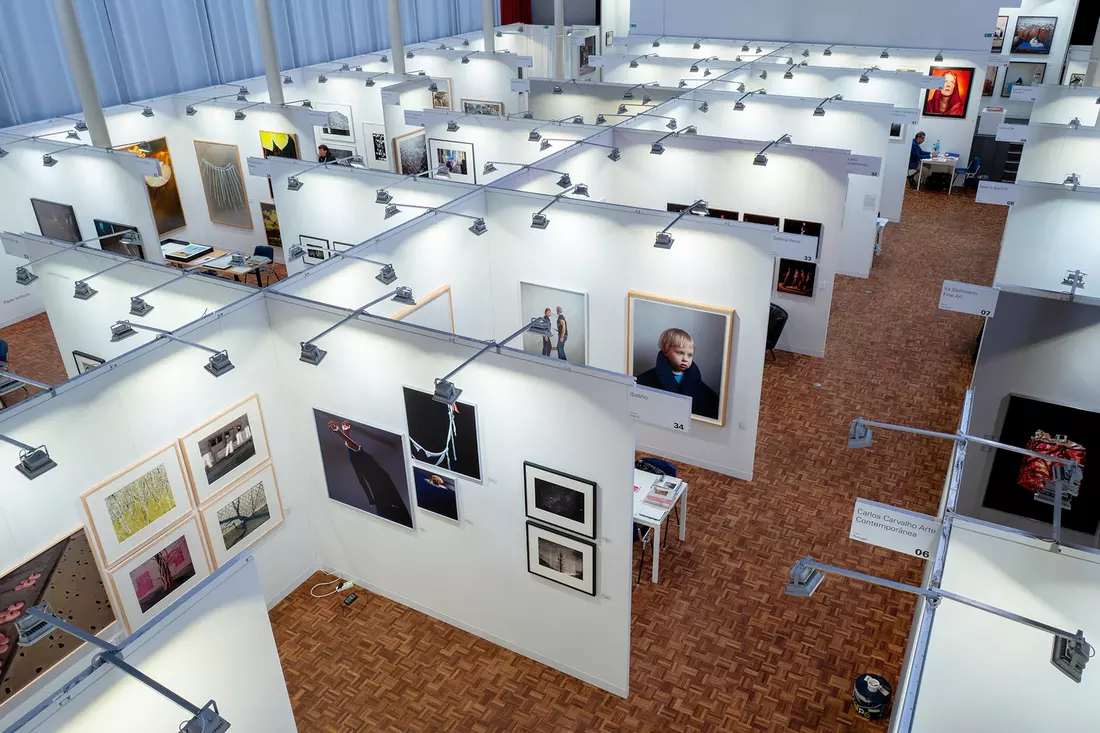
[310,574,353,598]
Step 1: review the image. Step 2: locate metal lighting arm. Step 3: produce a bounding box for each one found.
[534,185,590,216]
[0,372,52,391]
[659,200,708,235]
[22,228,137,267]
[433,318,549,401]
[119,322,224,357]
[78,255,141,284]
[132,262,206,300]
[384,202,484,222]
[301,289,410,347]
[0,433,39,454]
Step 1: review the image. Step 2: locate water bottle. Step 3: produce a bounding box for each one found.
[933,139,941,154]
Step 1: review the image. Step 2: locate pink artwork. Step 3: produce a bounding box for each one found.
[128,535,197,614]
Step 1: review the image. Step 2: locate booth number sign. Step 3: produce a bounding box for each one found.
[850,499,940,559]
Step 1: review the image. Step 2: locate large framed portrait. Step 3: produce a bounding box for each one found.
[115,137,186,236]
[193,140,251,229]
[178,394,271,504]
[394,129,428,175]
[992,15,1008,53]
[627,291,733,427]
[428,138,475,184]
[526,522,596,596]
[519,282,589,366]
[30,198,81,243]
[524,462,597,538]
[1011,16,1056,54]
[198,462,284,567]
[1002,62,1046,97]
[403,386,483,482]
[923,67,974,119]
[81,444,194,568]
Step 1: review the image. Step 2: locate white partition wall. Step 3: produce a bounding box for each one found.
[528,79,682,125]
[1028,85,1100,126]
[1016,124,1100,185]
[406,50,529,119]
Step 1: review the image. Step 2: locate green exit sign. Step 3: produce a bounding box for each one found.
[984,32,993,37]
[631,23,637,28]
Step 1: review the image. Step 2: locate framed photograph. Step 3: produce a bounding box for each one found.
[742,213,780,227]
[667,202,738,220]
[428,138,475,184]
[889,122,904,139]
[982,66,998,97]
[461,99,505,117]
[982,395,1097,533]
[923,67,974,119]
[314,102,355,146]
[93,219,144,259]
[776,258,817,297]
[260,201,281,249]
[81,444,194,568]
[605,31,614,47]
[300,235,329,265]
[992,15,1009,53]
[30,198,81,243]
[1002,62,1046,97]
[403,386,482,482]
[193,140,251,229]
[519,282,588,365]
[108,518,211,633]
[1011,16,1056,55]
[394,129,428,176]
[115,138,186,236]
[259,130,299,159]
[393,284,455,333]
[198,462,284,567]
[524,462,597,538]
[783,218,822,239]
[627,291,733,427]
[526,521,596,596]
[72,350,104,374]
[0,527,117,708]
[431,77,453,110]
[313,408,415,529]
[579,35,597,75]
[178,394,270,504]
[412,465,459,523]
[363,122,389,171]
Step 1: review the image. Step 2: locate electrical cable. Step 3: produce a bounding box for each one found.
[310,575,345,598]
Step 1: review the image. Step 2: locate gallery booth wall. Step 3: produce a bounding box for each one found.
[1015,123,1100,185]
[527,79,683,126]
[1025,84,1100,126]
[988,0,1081,117]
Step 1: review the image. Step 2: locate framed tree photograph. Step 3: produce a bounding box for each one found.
[178,394,270,504]
[524,462,597,538]
[526,522,596,596]
[198,462,284,567]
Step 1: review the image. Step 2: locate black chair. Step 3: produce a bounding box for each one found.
[250,245,279,287]
[637,457,681,549]
[766,304,789,361]
[633,524,652,585]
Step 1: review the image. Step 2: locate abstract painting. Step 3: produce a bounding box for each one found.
[72,350,104,374]
[179,395,270,504]
[1011,16,1056,54]
[394,130,428,175]
[94,219,144,259]
[627,292,733,426]
[776,259,817,298]
[524,462,597,538]
[461,99,505,116]
[992,15,1008,53]
[519,282,588,365]
[890,123,904,139]
[115,138,186,236]
[923,67,974,119]
[403,386,482,482]
[413,465,459,522]
[982,395,1098,534]
[317,103,354,139]
[1002,62,1046,97]
[259,130,299,159]
[82,444,193,567]
[193,140,252,229]
[431,78,453,110]
[109,519,210,632]
[982,66,998,97]
[260,201,281,249]
[526,522,596,595]
[742,213,780,227]
[428,138,475,184]
[313,409,415,529]
[0,528,116,707]
[199,463,283,566]
[30,198,81,243]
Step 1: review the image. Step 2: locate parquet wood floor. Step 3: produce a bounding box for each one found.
[269,188,1007,732]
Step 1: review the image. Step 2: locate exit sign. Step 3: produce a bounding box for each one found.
[984,32,993,37]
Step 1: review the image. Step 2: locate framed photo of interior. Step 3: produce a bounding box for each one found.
[982,66,999,97]
[1002,62,1046,97]
[107,517,212,632]
[992,15,1008,53]
[428,138,475,184]
[1011,16,1056,54]
[178,394,270,504]
[526,521,596,596]
[72,350,105,374]
[412,464,460,523]
[524,462,597,539]
[30,198,81,243]
[314,102,355,147]
[393,129,429,175]
[431,78,453,110]
[922,67,974,119]
[198,462,284,567]
[519,281,589,366]
[81,443,194,568]
[403,386,483,482]
[193,140,252,229]
[461,99,505,117]
[94,219,144,259]
[626,291,733,427]
[115,137,186,236]
[776,258,817,298]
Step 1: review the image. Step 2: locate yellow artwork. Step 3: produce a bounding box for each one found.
[104,464,177,543]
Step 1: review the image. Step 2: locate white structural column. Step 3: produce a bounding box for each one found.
[482,0,496,53]
[253,0,285,105]
[553,0,565,78]
[388,0,407,75]
[52,0,111,148]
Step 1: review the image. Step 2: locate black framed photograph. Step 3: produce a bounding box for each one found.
[524,462,597,538]
[299,235,329,265]
[1011,16,1056,55]
[742,213,780,227]
[94,219,144,259]
[30,198,81,243]
[72,350,105,374]
[526,521,596,596]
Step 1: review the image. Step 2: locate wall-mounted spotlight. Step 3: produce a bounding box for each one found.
[111,320,235,376]
[528,129,542,142]
[802,48,810,57]
[758,69,768,80]
[371,200,489,235]
[753,135,788,166]
[1069,117,1083,129]
[689,56,718,73]
[627,54,657,69]
[734,88,767,111]
[652,37,662,48]
[823,45,834,56]
[859,66,879,84]
[42,154,58,167]
[0,432,57,480]
[234,110,247,121]
[318,74,328,83]
[299,287,417,366]
[699,101,709,113]
[742,43,751,52]
[406,50,415,59]
[530,184,590,229]
[185,105,197,116]
[431,317,554,405]
[879,48,890,59]
[447,120,461,132]
[72,249,140,301]
[124,103,155,118]
[0,146,8,158]
[693,39,703,50]
[553,85,563,94]
[934,50,944,62]
[282,74,294,84]
[755,46,762,54]
[1064,173,1081,191]
[783,64,796,80]
[364,71,389,87]
[462,55,471,64]
[653,200,709,249]
[286,175,304,191]
[813,94,843,116]
[648,125,696,155]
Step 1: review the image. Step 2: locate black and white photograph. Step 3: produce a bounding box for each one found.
[526,522,596,595]
[178,395,270,503]
[413,465,459,522]
[72,350,105,374]
[30,198,81,242]
[579,35,597,75]
[889,122,904,139]
[524,462,597,538]
[314,102,355,147]
[461,99,505,116]
[429,138,475,184]
[394,129,428,175]
[403,386,482,482]
[431,77,453,110]
[519,282,588,365]
[300,235,330,265]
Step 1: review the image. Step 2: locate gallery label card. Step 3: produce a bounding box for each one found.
[919,75,946,89]
[846,154,882,177]
[588,55,607,68]
[939,280,999,317]
[988,55,1009,68]
[850,499,940,559]
[403,109,424,127]
[1010,85,1038,102]
[516,55,534,68]
[891,107,919,125]
[996,124,1029,143]
[246,157,268,177]
[380,89,401,105]
[770,233,817,262]
[976,180,1017,206]
[116,152,162,178]
[510,78,531,93]
[628,386,692,433]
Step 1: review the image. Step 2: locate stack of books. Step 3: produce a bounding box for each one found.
[643,477,679,510]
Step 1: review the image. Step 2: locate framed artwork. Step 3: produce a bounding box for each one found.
[81,444,193,568]
[526,522,596,596]
[193,140,252,229]
[108,518,211,632]
[198,462,284,567]
[524,462,597,538]
[260,201,281,249]
[259,130,299,159]
[982,66,998,97]
[519,281,588,366]
[393,284,455,333]
[322,146,356,165]
[403,386,482,482]
[776,259,817,297]
[992,15,1008,53]
[300,235,329,265]
[363,122,389,171]
[115,138,186,236]
[461,99,505,117]
[178,394,270,504]
[93,219,144,259]
[412,465,459,522]
[1002,62,1046,97]
[667,202,738,220]
[580,35,597,75]
[783,219,822,240]
[889,123,904,139]
[72,350,105,374]
[30,198,81,243]
[394,129,428,175]
[742,213,780,227]
[923,67,974,119]
[428,138,475,184]
[314,102,355,146]
[605,31,613,47]
[627,291,733,427]
[982,395,1098,533]
[0,527,117,708]
[313,408,415,530]
[431,78,453,110]
[1011,16,1056,54]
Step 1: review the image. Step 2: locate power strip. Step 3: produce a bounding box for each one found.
[336,581,354,593]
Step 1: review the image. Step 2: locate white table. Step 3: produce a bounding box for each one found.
[917,157,960,193]
[632,469,688,583]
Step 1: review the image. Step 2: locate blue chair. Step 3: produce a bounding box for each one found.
[0,339,7,365]
[637,457,681,548]
[250,245,279,287]
[952,156,981,191]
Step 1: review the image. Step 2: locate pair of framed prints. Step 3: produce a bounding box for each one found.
[80,394,284,633]
[524,462,598,597]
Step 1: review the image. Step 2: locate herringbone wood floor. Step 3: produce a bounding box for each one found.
[269,187,1007,732]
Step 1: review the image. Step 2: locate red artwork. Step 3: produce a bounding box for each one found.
[1018,430,1086,494]
[923,67,974,119]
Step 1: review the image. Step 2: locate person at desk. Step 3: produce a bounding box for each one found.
[317,144,336,163]
[908,131,931,189]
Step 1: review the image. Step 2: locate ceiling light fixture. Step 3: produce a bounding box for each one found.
[298,288,417,366]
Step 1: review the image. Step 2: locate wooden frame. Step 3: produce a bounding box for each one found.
[193,139,252,230]
[524,461,597,539]
[525,521,597,596]
[115,137,187,237]
[431,77,454,110]
[393,284,455,333]
[178,394,271,505]
[197,461,284,567]
[392,128,428,175]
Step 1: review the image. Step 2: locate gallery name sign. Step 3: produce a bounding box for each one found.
[850,499,940,559]
[995,124,1029,144]
[770,233,817,263]
[1010,85,1038,102]
[404,109,424,127]
[939,280,999,317]
[846,154,882,177]
[976,180,1017,206]
[586,55,607,68]
[890,107,919,125]
[628,386,692,433]
[510,78,531,93]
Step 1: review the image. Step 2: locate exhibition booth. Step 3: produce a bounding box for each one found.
[1015,122,1100,185]
[1023,84,1100,126]
[528,79,682,126]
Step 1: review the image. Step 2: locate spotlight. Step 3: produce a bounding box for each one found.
[934,51,944,62]
[556,173,572,188]
[205,352,235,377]
[679,80,688,88]
[848,418,873,448]
[283,75,293,84]
[553,85,564,94]
[734,101,745,111]
[617,104,629,114]
[699,102,709,113]
[690,64,699,73]
[136,141,151,153]
[683,126,697,135]
[1064,173,1081,191]
[300,342,326,365]
[623,91,634,100]
[495,31,502,37]
[462,38,470,47]
[760,70,767,80]
[434,164,451,180]
[376,264,398,284]
[528,130,542,142]
[1069,117,1082,129]
[300,99,313,109]
[531,213,550,229]
[384,204,401,219]
[571,115,583,124]
[735,56,742,62]
[778,133,791,143]
[288,244,305,260]
[784,70,793,79]
[607,147,621,162]
[447,120,460,132]
[432,379,462,405]
[1052,631,1090,683]
[139,106,154,117]
[814,106,825,116]
[629,60,639,69]
[693,41,701,50]
[461,55,471,64]
[110,321,137,342]
[234,110,246,121]
[652,39,660,48]
[540,139,552,151]
[376,188,393,204]
[880,49,889,59]
[14,446,56,480]
[785,557,825,597]
[129,296,154,317]
[15,267,37,286]
[185,105,197,116]
[236,90,248,101]
[469,218,488,236]
[42,154,58,167]
[742,44,750,52]
[643,94,653,104]
[665,119,677,130]
[428,82,439,92]
[365,78,375,87]
[650,142,665,155]
[737,82,746,92]
[573,183,589,196]
[703,68,712,77]
[406,50,414,59]
[823,47,832,56]
[0,147,8,158]
[482,162,497,175]
[654,231,674,249]
[380,54,388,62]
[73,281,97,300]
[287,176,303,191]
[74,120,88,131]
[596,114,607,124]
[859,74,870,83]
[66,130,80,140]
[753,153,768,166]
[802,49,810,57]
[756,46,762,54]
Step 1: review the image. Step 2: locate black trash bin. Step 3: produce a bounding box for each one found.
[852,673,893,720]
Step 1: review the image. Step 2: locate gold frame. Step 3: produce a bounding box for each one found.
[115,136,187,237]
[393,284,455,333]
[192,139,253,230]
[197,461,285,568]
[392,128,427,174]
